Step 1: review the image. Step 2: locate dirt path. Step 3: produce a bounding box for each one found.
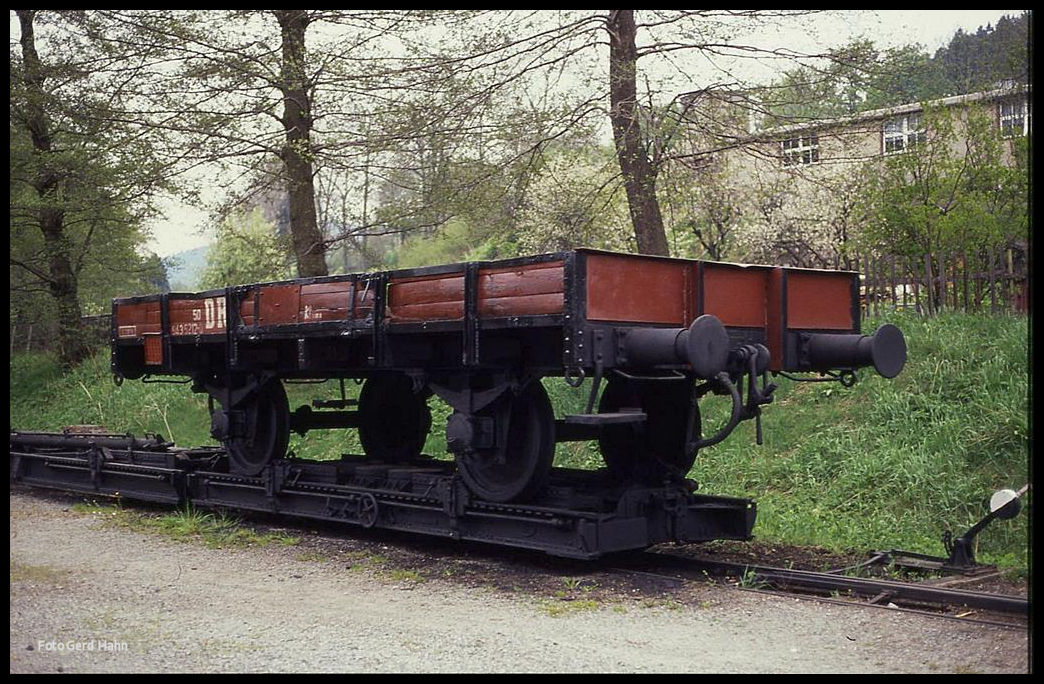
[9,490,1030,674]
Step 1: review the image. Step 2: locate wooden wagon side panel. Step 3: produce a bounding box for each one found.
[114,300,162,338]
[700,263,770,328]
[386,259,566,323]
[387,273,465,322]
[478,261,565,318]
[167,296,227,336]
[584,252,689,325]
[241,278,375,328]
[785,270,858,332]
[298,281,361,323]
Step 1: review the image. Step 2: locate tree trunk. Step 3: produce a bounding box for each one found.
[606,10,669,256]
[17,10,89,367]
[274,10,328,277]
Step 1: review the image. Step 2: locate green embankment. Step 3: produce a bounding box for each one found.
[9,310,1029,571]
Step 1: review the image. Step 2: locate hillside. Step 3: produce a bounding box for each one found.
[164,244,211,291]
[8,310,1029,571]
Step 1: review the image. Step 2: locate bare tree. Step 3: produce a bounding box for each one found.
[55,10,853,273]
[607,10,668,254]
[85,10,445,277]
[372,10,834,256]
[273,10,327,276]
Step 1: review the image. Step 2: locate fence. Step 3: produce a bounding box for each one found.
[855,245,1029,318]
[10,315,111,355]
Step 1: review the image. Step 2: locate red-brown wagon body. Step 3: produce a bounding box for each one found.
[113,249,862,378]
[111,249,903,505]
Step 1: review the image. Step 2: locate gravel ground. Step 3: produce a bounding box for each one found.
[9,489,1030,674]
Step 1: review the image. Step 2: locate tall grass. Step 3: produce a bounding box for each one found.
[9,310,1029,569]
[685,310,1029,569]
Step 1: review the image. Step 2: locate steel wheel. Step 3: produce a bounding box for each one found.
[456,380,554,503]
[225,380,290,476]
[597,376,699,485]
[358,374,432,462]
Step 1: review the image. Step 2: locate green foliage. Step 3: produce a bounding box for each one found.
[10,10,174,340]
[388,219,495,269]
[857,105,1028,260]
[515,148,634,254]
[761,13,1030,121]
[198,208,295,288]
[9,351,213,446]
[381,142,635,268]
[933,13,1031,94]
[9,352,66,400]
[759,40,948,123]
[659,152,747,261]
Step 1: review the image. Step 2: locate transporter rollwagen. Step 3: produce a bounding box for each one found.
[11,249,907,558]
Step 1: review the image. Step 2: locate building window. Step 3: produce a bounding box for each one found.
[781,133,819,166]
[883,113,926,154]
[999,97,1028,137]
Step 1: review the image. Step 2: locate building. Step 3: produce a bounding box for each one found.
[676,84,1030,272]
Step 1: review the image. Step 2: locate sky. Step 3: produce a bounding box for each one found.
[809,9,1024,52]
[143,9,1026,258]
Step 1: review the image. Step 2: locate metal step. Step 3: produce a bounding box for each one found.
[561,411,647,425]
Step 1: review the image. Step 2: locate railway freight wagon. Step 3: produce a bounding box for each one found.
[110,249,906,506]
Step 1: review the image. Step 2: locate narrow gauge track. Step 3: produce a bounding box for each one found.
[610,549,1028,625]
[7,430,757,560]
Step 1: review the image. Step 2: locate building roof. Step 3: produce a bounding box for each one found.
[752,83,1030,140]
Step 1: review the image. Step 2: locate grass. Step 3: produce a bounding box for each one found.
[71,500,300,549]
[294,550,332,563]
[384,568,425,584]
[736,567,773,590]
[9,310,1029,572]
[537,597,602,617]
[690,310,1029,570]
[9,559,71,585]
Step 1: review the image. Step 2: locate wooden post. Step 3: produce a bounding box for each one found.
[890,256,897,309]
[857,253,865,317]
[937,251,946,313]
[1002,247,1010,311]
[870,255,878,317]
[962,252,970,313]
[901,257,909,310]
[876,255,883,315]
[924,253,934,316]
[989,248,997,314]
[912,258,921,315]
[872,253,881,317]
[1002,248,1012,312]
[968,250,977,311]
